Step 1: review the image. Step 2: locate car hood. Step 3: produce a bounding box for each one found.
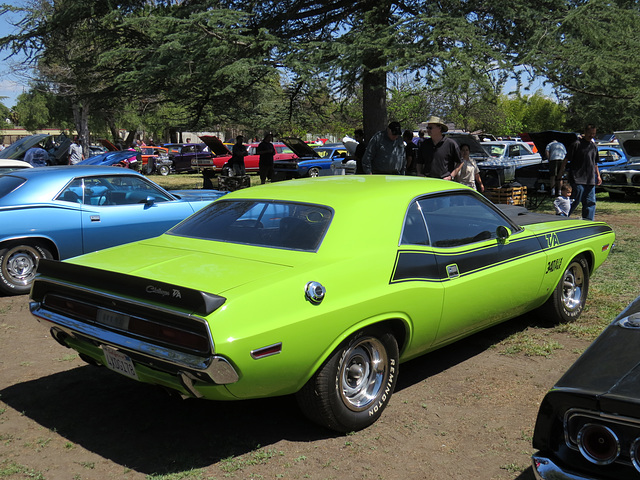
[526,131,578,159]
[613,130,640,162]
[280,137,320,159]
[78,151,135,165]
[99,139,119,151]
[199,135,232,156]
[551,294,640,416]
[0,134,70,163]
[444,133,490,161]
[168,189,227,202]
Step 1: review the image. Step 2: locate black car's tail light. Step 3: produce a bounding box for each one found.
[577,424,620,465]
[630,438,640,472]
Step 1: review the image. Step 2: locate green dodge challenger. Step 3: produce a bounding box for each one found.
[29,176,614,432]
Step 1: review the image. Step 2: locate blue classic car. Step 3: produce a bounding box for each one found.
[77,150,139,168]
[597,144,627,171]
[0,166,224,295]
[273,138,351,179]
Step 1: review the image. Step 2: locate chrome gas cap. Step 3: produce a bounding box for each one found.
[305,281,326,304]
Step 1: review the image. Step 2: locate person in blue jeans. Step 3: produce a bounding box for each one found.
[558,124,601,220]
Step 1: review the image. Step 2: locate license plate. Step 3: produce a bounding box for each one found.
[96,309,130,331]
[103,347,139,380]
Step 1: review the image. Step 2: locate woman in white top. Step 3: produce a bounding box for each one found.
[453,143,484,192]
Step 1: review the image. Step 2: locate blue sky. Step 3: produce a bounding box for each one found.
[0,5,27,108]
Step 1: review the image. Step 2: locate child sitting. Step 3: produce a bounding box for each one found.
[554,184,573,216]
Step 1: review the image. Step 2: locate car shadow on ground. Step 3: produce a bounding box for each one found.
[396,310,547,392]
[0,310,549,477]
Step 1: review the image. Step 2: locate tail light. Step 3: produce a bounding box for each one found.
[577,424,620,465]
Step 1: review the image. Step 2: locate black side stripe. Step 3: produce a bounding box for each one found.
[390,224,613,284]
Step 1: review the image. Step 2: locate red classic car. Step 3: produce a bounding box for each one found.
[195,136,297,173]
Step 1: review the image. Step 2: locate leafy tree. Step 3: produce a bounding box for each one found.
[232,0,518,139]
[0,100,13,126]
[518,0,640,101]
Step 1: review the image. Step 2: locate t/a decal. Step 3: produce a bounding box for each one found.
[545,232,560,248]
[546,258,563,274]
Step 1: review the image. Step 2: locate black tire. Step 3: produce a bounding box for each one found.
[0,242,53,295]
[608,191,625,200]
[296,328,399,432]
[307,167,320,177]
[159,165,170,176]
[540,255,590,324]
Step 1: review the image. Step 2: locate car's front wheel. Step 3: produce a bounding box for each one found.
[159,165,170,176]
[307,167,320,177]
[0,242,53,295]
[541,254,590,323]
[296,328,399,432]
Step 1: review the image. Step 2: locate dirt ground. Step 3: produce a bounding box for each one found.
[0,206,632,480]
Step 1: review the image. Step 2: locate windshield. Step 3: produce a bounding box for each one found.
[486,145,506,157]
[168,199,332,251]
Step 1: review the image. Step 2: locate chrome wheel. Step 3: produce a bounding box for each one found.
[339,336,388,411]
[540,255,590,324]
[0,243,52,294]
[308,167,320,177]
[561,260,586,313]
[296,328,399,432]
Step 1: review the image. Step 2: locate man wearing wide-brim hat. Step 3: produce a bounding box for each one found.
[417,116,461,180]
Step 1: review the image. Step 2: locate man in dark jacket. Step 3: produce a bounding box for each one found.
[558,124,601,220]
[362,121,405,174]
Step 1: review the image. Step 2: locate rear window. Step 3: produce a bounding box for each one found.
[168,200,332,251]
[0,175,26,198]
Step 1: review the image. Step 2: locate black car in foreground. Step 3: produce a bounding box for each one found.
[532,294,640,479]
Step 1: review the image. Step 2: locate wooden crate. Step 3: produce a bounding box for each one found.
[485,186,527,205]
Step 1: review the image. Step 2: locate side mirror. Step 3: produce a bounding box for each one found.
[496,225,511,244]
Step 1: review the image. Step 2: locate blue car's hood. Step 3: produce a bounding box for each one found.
[78,151,135,166]
[168,189,227,202]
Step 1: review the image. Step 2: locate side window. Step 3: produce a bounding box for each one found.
[401,202,429,245]
[58,179,83,203]
[418,194,509,248]
[97,176,174,205]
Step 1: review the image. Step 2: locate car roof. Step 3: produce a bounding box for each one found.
[484,141,528,146]
[0,166,156,205]
[0,159,33,168]
[222,175,466,209]
[2,165,147,180]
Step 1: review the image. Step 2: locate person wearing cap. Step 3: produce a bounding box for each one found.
[361,121,406,175]
[417,116,461,180]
